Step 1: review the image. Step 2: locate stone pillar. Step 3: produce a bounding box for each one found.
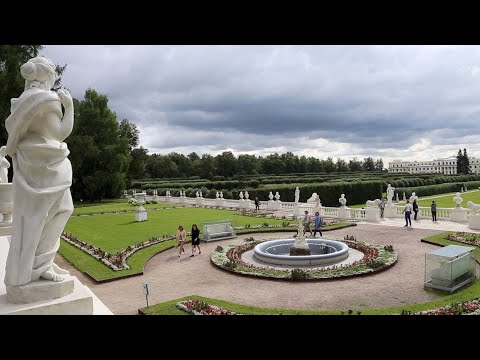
[384,205,396,218]
[451,208,468,222]
[468,214,480,229]
[365,207,380,222]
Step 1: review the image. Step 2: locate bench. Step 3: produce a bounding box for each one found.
[201,221,236,242]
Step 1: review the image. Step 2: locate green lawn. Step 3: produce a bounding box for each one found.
[65,207,294,253]
[417,190,480,208]
[72,199,180,215]
[140,278,480,315]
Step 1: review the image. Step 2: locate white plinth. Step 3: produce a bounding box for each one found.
[338,207,348,220]
[267,200,281,211]
[215,199,225,207]
[135,207,148,221]
[451,208,467,222]
[384,205,396,218]
[178,197,186,204]
[195,198,203,206]
[365,207,380,222]
[7,277,74,304]
[0,276,93,315]
[468,214,480,230]
[165,196,172,203]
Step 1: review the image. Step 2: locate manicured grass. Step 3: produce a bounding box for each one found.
[65,207,294,253]
[141,278,480,315]
[73,199,180,215]
[421,232,480,264]
[417,190,480,208]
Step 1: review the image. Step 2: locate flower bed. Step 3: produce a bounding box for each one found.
[410,299,480,315]
[211,237,397,280]
[61,232,180,271]
[445,232,480,247]
[176,299,240,315]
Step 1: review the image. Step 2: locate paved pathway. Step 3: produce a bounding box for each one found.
[55,223,476,315]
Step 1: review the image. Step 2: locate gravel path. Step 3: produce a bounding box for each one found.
[54,224,472,315]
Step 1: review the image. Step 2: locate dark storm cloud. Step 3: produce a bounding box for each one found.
[43,45,480,163]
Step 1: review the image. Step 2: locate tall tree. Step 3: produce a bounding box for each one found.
[374,158,384,171]
[119,118,139,150]
[349,157,363,172]
[68,89,131,201]
[463,148,471,174]
[129,146,149,179]
[336,158,349,172]
[456,149,464,174]
[362,157,376,171]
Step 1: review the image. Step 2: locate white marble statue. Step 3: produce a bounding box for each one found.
[386,184,395,205]
[0,145,10,183]
[245,191,249,200]
[396,193,399,202]
[409,192,418,203]
[467,201,480,215]
[196,191,199,198]
[314,194,321,207]
[4,56,74,286]
[220,191,224,199]
[239,191,244,200]
[453,192,463,208]
[268,191,274,201]
[275,191,280,201]
[307,192,318,203]
[403,192,406,201]
[339,194,347,207]
[294,187,300,204]
[199,190,203,198]
[216,191,219,199]
[366,199,381,208]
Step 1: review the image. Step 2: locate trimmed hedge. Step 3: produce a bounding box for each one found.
[396,180,480,198]
[231,181,383,207]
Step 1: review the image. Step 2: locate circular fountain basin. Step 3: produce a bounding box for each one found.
[253,239,349,266]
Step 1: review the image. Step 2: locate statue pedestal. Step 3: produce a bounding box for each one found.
[7,277,74,304]
[338,207,348,220]
[451,208,467,222]
[195,198,203,206]
[1,276,94,315]
[468,214,480,230]
[267,200,281,211]
[215,198,225,207]
[165,195,172,203]
[290,246,311,256]
[384,205,396,218]
[365,207,380,222]
[178,196,186,204]
[135,206,147,221]
[238,199,246,209]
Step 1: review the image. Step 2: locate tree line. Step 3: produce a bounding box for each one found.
[1,45,385,201]
[456,148,471,174]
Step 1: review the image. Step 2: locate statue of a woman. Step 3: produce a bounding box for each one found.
[0,146,10,183]
[4,56,74,286]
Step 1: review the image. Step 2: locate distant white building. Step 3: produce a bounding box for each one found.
[388,157,480,175]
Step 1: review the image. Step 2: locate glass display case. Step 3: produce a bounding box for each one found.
[425,245,476,293]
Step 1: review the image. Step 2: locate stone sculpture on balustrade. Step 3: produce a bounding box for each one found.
[215,190,225,207]
[451,192,467,222]
[467,201,480,229]
[195,190,203,206]
[338,194,348,220]
[384,184,396,218]
[268,191,281,210]
[365,199,381,222]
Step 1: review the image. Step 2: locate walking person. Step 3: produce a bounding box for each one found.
[431,201,437,222]
[413,199,419,220]
[190,223,201,256]
[303,210,312,237]
[177,225,186,257]
[313,211,323,237]
[379,198,385,219]
[403,200,412,227]
[254,197,260,212]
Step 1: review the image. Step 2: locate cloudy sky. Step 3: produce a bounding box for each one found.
[43,45,480,166]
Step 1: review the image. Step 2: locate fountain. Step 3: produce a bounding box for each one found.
[253,218,349,266]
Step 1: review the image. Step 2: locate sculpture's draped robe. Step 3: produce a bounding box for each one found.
[4,88,73,286]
